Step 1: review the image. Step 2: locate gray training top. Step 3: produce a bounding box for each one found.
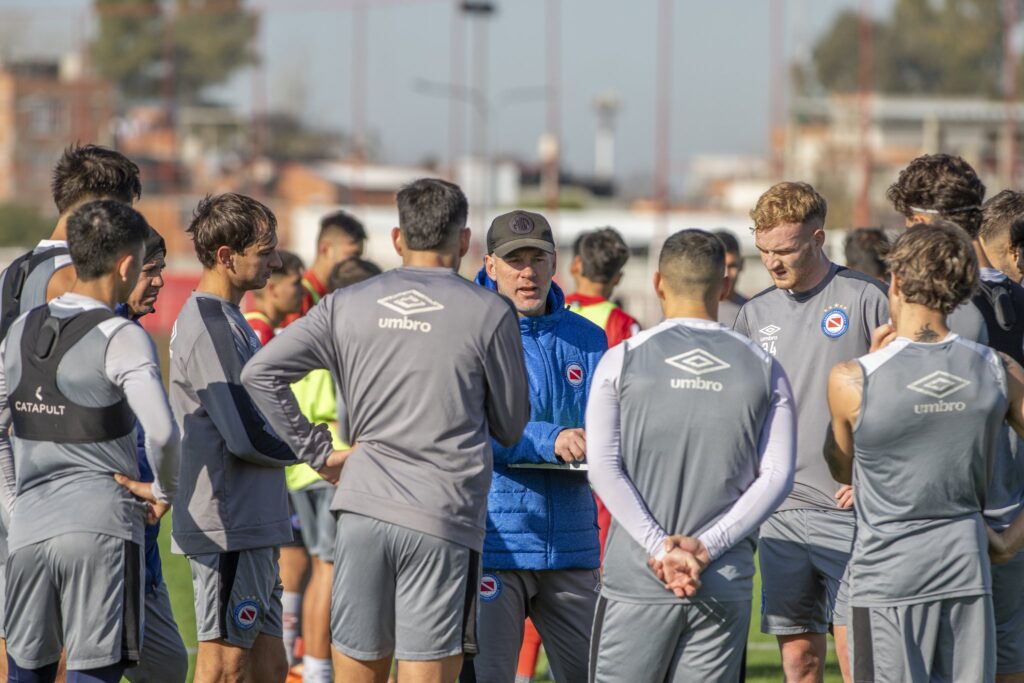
[0,294,180,552]
[0,240,72,533]
[0,240,73,314]
[587,319,796,604]
[734,263,888,511]
[242,266,531,553]
[849,334,1005,606]
[170,292,324,555]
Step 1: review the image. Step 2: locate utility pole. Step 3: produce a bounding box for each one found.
[854,0,874,227]
[1003,0,1018,188]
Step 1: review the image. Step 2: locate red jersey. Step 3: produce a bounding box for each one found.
[243,310,275,347]
[564,292,640,348]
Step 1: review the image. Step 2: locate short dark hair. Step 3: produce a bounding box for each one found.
[887,220,977,315]
[319,210,367,244]
[66,200,149,280]
[187,193,277,269]
[980,190,1024,243]
[658,229,725,295]
[51,144,142,214]
[1013,219,1024,253]
[142,225,166,265]
[396,178,468,251]
[844,228,890,280]
[273,249,304,277]
[712,229,742,256]
[887,154,986,238]
[327,257,383,292]
[573,228,629,283]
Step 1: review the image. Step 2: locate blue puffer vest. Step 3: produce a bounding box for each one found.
[474,269,607,570]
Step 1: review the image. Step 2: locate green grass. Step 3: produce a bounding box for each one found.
[157,523,198,682]
[157,529,843,682]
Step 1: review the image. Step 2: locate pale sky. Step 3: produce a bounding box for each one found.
[0,0,892,195]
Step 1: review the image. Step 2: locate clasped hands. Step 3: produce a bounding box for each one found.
[647,535,710,598]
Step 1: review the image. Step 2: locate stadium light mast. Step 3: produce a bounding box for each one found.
[769,0,785,179]
[649,0,674,326]
[460,1,495,239]
[542,0,561,214]
[450,1,466,178]
[654,0,673,217]
[854,0,874,227]
[1002,0,1018,189]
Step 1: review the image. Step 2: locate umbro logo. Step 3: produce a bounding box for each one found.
[377,289,443,333]
[759,325,781,337]
[377,289,444,316]
[906,371,970,399]
[665,349,730,376]
[665,350,729,392]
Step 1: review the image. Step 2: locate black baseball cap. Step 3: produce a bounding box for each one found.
[486,210,555,258]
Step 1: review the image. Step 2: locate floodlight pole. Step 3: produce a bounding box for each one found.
[1003,0,1018,188]
[854,0,874,227]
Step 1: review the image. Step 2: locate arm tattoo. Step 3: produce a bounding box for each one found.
[914,323,940,343]
[823,427,845,482]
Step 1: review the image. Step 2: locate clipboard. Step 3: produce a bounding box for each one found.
[508,462,588,471]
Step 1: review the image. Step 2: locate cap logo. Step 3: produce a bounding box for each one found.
[509,214,534,234]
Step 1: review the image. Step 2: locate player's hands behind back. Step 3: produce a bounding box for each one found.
[647,535,710,598]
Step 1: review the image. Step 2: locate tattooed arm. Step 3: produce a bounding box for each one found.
[824,360,863,485]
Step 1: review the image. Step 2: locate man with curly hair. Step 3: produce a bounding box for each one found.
[886,154,990,343]
[825,221,1024,682]
[891,157,1024,682]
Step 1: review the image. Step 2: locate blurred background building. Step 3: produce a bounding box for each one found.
[0,0,1022,329]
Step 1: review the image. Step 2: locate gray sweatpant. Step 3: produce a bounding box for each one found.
[589,596,750,683]
[849,595,995,683]
[473,568,600,683]
[124,581,189,683]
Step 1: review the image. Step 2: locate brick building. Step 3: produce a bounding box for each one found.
[0,56,115,214]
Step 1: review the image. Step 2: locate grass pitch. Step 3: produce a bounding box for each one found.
[157,523,843,682]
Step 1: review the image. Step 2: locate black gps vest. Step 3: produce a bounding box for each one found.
[0,246,69,341]
[973,278,1024,366]
[8,306,135,443]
